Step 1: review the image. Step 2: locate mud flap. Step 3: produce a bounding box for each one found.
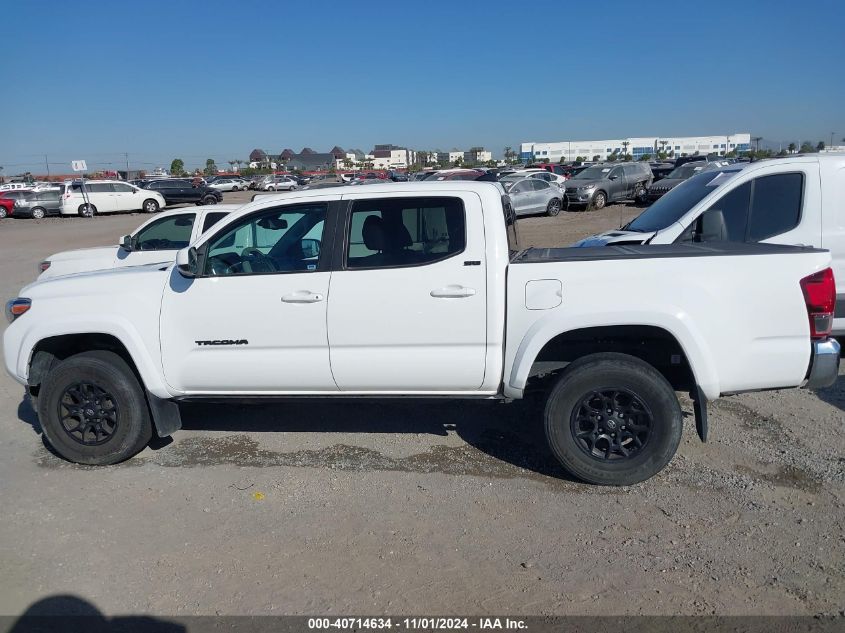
[691,385,708,442]
[147,393,182,437]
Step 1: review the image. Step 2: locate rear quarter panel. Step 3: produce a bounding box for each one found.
[504,251,831,400]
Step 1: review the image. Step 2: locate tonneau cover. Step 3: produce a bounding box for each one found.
[512,242,826,264]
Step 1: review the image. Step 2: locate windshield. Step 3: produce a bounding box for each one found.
[571,165,611,180]
[626,169,741,233]
[667,163,706,180]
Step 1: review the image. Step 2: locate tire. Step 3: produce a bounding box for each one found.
[544,352,682,486]
[37,350,153,465]
[142,198,160,213]
[546,198,561,217]
[232,186,240,191]
[590,191,606,211]
[78,204,96,218]
[267,186,276,191]
[201,195,217,206]
[0,208,7,219]
[30,207,46,219]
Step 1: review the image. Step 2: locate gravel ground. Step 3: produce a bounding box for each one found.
[0,191,842,618]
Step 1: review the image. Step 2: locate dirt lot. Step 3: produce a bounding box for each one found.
[0,191,842,618]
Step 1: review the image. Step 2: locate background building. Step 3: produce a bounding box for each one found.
[463,147,493,164]
[436,150,464,164]
[520,134,752,162]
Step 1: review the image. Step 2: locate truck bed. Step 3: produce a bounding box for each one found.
[512,242,827,264]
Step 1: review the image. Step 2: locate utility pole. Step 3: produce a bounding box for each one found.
[44,154,50,178]
[124,152,129,174]
[831,133,835,150]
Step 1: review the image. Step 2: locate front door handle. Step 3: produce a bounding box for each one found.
[281,291,324,303]
[430,285,476,298]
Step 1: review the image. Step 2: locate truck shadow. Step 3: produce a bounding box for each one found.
[812,372,844,413]
[176,394,574,481]
[15,390,575,481]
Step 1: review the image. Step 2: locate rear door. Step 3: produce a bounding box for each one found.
[87,183,115,212]
[327,192,488,391]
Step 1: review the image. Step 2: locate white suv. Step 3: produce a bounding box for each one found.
[59,180,167,217]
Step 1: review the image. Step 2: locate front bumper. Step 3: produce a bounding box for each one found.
[564,191,593,205]
[805,338,841,389]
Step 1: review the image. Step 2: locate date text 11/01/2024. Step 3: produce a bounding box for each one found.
[307,618,528,630]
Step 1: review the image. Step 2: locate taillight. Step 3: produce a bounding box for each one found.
[800,268,835,338]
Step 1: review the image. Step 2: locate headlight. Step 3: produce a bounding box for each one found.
[578,184,596,191]
[5,298,31,323]
[39,261,51,273]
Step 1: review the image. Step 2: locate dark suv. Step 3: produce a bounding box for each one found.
[141,179,222,205]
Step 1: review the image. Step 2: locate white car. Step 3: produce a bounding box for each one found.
[4,182,838,486]
[521,169,568,189]
[209,178,249,192]
[58,180,167,217]
[38,206,239,279]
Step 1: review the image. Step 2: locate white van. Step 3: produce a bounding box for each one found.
[59,180,167,217]
[572,155,845,334]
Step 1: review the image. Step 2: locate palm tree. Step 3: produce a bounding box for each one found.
[235,159,243,171]
[788,143,796,154]
[228,160,236,173]
[659,140,668,155]
[504,146,513,162]
[621,141,630,159]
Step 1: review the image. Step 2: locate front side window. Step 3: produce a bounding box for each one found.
[205,204,326,276]
[113,183,134,193]
[346,197,465,269]
[134,214,195,250]
[747,173,803,241]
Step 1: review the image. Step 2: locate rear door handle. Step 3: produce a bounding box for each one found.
[281,291,324,303]
[430,285,476,298]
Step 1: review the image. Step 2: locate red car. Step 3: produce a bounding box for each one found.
[0,190,32,218]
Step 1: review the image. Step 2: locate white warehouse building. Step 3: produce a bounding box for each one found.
[520,134,752,163]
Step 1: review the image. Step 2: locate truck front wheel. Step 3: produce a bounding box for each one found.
[37,351,152,465]
[544,352,682,486]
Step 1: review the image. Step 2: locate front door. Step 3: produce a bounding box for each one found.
[160,201,337,393]
[86,183,115,212]
[328,193,488,391]
[117,212,197,269]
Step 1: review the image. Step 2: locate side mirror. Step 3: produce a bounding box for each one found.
[176,246,199,277]
[120,235,134,251]
[696,209,727,242]
[609,174,619,180]
[301,238,321,258]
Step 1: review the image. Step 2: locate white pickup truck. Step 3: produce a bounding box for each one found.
[38,206,237,279]
[3,182,840,485]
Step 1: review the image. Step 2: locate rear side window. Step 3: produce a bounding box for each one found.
[346,197,465,269]
[202,212,228,232]
[747,173,803,241]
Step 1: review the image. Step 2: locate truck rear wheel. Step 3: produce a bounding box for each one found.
[37,351,152,465]
[544,352,682,485]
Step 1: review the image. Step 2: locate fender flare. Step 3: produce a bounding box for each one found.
[504,310,721,401]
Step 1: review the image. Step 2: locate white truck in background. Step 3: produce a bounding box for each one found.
[572,155,845,334]
[3,182,840,485]
[38,206,237,279]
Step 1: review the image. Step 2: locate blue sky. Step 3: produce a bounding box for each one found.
[1,0,843,174]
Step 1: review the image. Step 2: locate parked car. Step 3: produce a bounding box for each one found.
[645,160,731,202]
[0,190,33,217]
[569,155,845,334]
[208,178,249,192]
[424,169,486,181]
[4,182,838,487]
[38,206,238,279]
[13,190,63,218]
[141,179,222,206]
[500,175,562,216]
[0,197,15,219]
[563,162,653,210]
[515,169,567,189]
[57,181,167,217]
[257,175,298,191]
[0,182,31,192]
